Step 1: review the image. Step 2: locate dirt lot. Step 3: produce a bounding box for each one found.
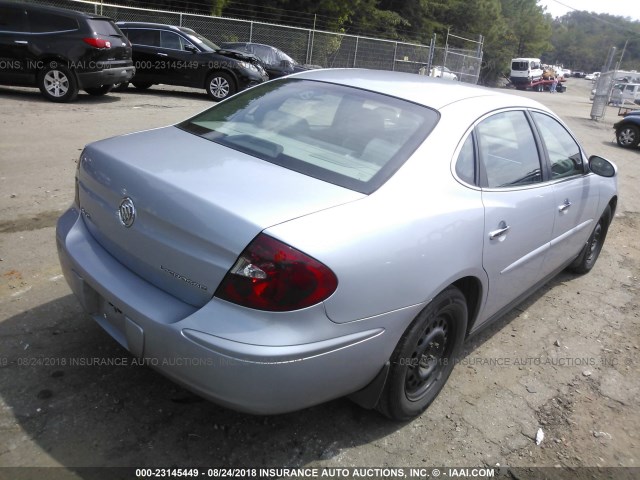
[0,79,638,477]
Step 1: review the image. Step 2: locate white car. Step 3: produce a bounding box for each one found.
[430,65,458,81]
[57,69,617,420]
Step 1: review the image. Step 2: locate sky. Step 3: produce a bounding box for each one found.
[537,0,640,22]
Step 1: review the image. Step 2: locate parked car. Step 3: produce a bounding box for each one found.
[219,42,315,79]
[429,65,458,81]
[573,71,586,78]
[585,72,600,81]
[614,110,640,148]
[0,1,134,102]
[116,22,268,100]
[57,69,617,421]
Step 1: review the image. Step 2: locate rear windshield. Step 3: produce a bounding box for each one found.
[87,18,122,37]
[178,79,438,194]
[512,61,529,71]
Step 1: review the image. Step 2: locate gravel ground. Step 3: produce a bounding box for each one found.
[0,78,638,477]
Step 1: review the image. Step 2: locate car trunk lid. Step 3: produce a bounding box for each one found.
[77,126,363,307]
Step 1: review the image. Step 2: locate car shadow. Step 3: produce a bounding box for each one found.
[461,270,577,354]
[0,272,573,473]
[0,294,396,472]
[0,86,121,104]
[115,86,213,103]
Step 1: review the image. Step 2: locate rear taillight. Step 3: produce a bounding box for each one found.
[215,233,337,312]
[83,37,111,49]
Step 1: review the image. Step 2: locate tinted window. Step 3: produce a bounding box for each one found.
[161,31,183,50]
[477,111,541,188]
[27,11,78,33]
[86,19,121,36]
[179,79,438,194]
[531,112,583,179]
[0,6,28,32]
[125,28,160,47]
[455,135,475,185]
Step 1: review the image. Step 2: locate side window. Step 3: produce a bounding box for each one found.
[0,6,28,32]
[476,111,542,188]
[27,11,78,33]
[160,31,182,50]
[126,29,160,47]
[531,112,583,179]
[455,134,476,185]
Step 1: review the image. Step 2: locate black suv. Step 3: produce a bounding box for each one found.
[0,1,134,102]
[116,22,268,100]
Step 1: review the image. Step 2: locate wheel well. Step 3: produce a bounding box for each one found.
[452,276,482,336]
[608,196,617,219]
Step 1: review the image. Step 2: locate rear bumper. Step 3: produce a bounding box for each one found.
[56,208,400,414]
[77,66,135,88]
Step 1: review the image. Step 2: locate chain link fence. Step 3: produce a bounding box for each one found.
[26,0,482,84]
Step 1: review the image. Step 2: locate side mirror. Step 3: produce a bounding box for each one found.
[589,155,617,178]
[185,44,198,53]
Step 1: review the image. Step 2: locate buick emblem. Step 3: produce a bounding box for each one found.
[118,197,136,228]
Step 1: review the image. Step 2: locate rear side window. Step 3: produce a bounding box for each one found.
[27,11,78,33]
[179,79,438,194]
[476,111,541,188]
[0,6,28,32]
[125,28,160,47]
[455,135,476,185]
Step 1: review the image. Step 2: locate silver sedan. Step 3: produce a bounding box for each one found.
[56,69,618,420]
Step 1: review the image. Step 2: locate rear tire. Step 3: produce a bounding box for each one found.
[132,82,153,90]
[85,85,113,96]
[616,125,640,148]
[377,286,467,421]
[568,206,611,274]
[38,63,78,102]
[205,71,235,101]
[112,82,129,92]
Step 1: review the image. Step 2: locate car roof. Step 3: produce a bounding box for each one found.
[116,21,183,31]
[291,68,548,111]
[0,0,113,20]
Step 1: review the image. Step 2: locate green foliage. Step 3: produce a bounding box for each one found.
[122,0,639,83]
[544,11,640,72]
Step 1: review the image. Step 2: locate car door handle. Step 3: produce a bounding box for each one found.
[157,52,168,57]
[558,199,572,212]
[489,222,510,240]
[14,40,28,45]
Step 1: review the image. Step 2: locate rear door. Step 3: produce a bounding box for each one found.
[478,110,556,321]
[0,4,30,84]
[121,27,161,81]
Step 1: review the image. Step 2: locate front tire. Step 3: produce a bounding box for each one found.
[205,71,236,101]
[377,286,467,421]
[38,63,78,102]
[616,125,640,148]
[569,206,611,274]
